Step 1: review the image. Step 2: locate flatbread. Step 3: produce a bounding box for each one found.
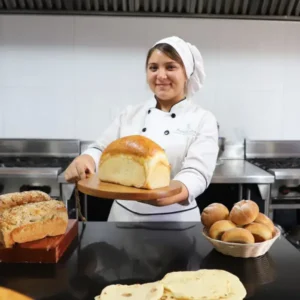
[95,281,164,300]
[161,269,247,300]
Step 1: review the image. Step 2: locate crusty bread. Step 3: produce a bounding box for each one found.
[0,200,68,248]
[201,203,230,228]
[0,191,51,213]
[221,228,255,244]
[229,200,259,226]
[254,212,276,235]
[244,223,272,242]
[209,219,236,240]
[98,135,171,189]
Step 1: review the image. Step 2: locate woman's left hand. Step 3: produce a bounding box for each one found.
[140,181,189,207]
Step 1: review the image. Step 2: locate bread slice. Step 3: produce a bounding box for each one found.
[98,135,171,189]
[0,200,68,248]
[0,191,51,214]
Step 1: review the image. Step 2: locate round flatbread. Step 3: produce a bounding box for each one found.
[161,269,247,300]
[96,281,164,300]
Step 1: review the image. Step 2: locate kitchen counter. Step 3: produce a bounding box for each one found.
[1,222,300,300]
[58,159,275,185]
[211,160,274,184]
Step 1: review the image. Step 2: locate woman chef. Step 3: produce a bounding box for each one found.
[65,36,219,222]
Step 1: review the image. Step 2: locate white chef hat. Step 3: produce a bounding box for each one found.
[154,36,206,98]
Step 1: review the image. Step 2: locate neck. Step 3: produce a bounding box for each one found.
[155,95,186,112]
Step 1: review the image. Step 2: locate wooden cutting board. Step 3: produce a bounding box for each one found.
[0,219,78,263]
[77,175,182,200]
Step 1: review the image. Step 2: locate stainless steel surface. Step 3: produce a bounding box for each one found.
[0,139,80,210]
[217,137,225,160]
[0,177,61,198]
[1,0,300,21]
[0,138,80,157]
[0,167,61,178]
[220,142,244,160]
[245,140,300,158]
[268,168,300,180]
[211,160,275,184]
[245,139,300,219]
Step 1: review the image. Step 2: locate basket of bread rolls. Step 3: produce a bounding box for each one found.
[201,200,281,258]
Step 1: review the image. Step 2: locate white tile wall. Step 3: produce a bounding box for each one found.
[0,15,299,141]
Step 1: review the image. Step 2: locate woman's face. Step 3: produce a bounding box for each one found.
[146,49,187,103]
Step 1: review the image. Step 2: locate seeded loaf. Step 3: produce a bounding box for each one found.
[0,199,68,248]
[0,191,51,214]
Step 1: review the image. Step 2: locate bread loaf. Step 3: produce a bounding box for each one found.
[229,200,259,226]
[98,135,171,189]
[201,203,229,228]
[0,200,68,248]
[0,191,51,213]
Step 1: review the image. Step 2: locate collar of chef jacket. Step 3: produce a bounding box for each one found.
[146,96,190,114]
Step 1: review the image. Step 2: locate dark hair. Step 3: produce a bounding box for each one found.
[145,43,184,68]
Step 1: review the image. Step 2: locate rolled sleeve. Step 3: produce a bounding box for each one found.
[174,111,219,203]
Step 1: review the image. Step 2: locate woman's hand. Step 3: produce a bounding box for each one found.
[64,154,96,183]
[141,181,189,207]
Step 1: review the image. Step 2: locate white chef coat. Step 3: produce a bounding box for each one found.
[83,97,219,221]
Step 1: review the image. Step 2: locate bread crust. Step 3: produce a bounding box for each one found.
[201,203,230,228]
[0,200,68,248]
[100,135,165,160]
[244,223,272,242]
[0,191,51,213]
[229,200,259,226]
[221,228,255,244]
[254,212,276,235]
[209,220,236,240]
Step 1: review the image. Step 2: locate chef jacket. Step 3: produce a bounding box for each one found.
[83,97,219,216]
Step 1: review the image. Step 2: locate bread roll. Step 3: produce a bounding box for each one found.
[209,220,236,240]
[254,212,276,235]
[244,223,272,242]
[0,191,51,213]
[201,203,230,228]
[98,135,171,189]
[221,228,255,244]
[0,200,68,248]
[229,200,259,226]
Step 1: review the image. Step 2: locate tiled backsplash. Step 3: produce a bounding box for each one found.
[0,15,299,142]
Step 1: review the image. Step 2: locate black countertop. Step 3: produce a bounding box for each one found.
[1,222,300,300]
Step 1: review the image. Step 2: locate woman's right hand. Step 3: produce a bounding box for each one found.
[64,154,96,183]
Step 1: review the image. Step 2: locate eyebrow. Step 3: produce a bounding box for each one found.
[148,61,178,65]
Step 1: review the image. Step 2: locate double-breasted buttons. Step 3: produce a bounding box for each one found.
[171,113,176,118]
[148,109,151,114]
[142,128,147,132]
[164,130,170,135]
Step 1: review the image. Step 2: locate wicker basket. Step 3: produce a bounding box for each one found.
[202,226,281,258]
